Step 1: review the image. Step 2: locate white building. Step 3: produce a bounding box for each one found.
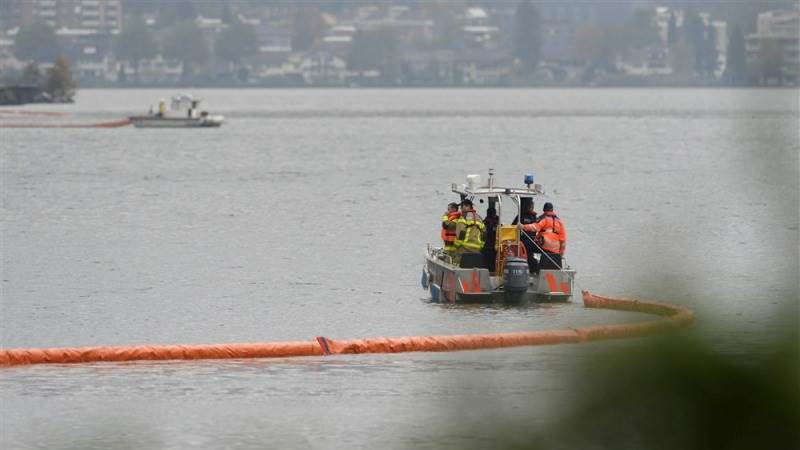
[4,0,122,33]
[746,9,800,83]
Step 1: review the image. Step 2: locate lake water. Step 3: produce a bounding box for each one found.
[2,88,798,449]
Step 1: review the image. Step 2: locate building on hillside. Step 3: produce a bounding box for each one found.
[461,8,501,50]
[400,49,456,85]
[343,5,434,43]
[293,50,347,85]
[56,27,116,82]
[539,1,635,63]
[3,0,122,33]
[746,8,800,83]
[319,25,356,58]
[710,20,728,77]
[454,49,512,85]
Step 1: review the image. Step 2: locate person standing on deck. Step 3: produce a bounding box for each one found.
[482,206,499,271]
[520,202,566,270]
[441,202,461,258]
[454,199,485,264]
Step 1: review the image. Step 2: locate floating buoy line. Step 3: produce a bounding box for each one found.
[0,118,131,128]
[0,291,693,368]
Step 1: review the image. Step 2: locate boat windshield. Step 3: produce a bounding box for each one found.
[467,194,546,225]
[171,94,198,110]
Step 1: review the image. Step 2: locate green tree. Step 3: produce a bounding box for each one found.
[291,8,325,52]
[574,25,617,71]
[667,12,678,44]
[44,56,76,102]
[215,19,259,67]
[681,9,705,71]
[757,38,784,85]
[724,26,746,84]
[158,0,196,28]
[162,20,209,82]
[220,3,233,24]
[670,38,696,81]
[512,0,542,73]
[545,333,800,450]
[114,16,157,84]
[423,0,467,48]
[14,21,61,63]
[624,8,660,49]
[701,24,719,78]
[348,28,399,76]
[21,62,42,85]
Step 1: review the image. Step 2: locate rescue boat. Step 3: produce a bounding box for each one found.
[129,94,224,128]
[422,171,575,304]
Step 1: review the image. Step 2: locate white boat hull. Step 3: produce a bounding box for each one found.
[129,115,224,128]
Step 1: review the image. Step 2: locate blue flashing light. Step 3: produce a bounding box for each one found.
[524,174,534,186]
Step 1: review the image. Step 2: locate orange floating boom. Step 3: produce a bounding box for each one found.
[0,118,131,128]
[0,291,693,368]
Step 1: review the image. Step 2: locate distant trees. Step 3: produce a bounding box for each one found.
[21,63,43,85]
[724,26,746,84]
[13,21,75,100]
[423,0,467,48]
[44,56,76,102]
[623,8,660,49]
[572,7,661,75]
[220,3,234,24]
[291,9,326,52]
[573,25,616,71]
[14,21,61,63]
[114,16,157,83]
[669,39,696,79]
[755,39,784,85]
[215,19,259,66]
[512,0,542,73]
[163,21,209,81]
[679,9,720,79]
[158,0,196,28]
[667,12,678,45]
[700,24,718,77]
[348,28,399,77]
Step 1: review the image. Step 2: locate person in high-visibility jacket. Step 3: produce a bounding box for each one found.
[520,202,566,270]
[454,199,485,262]
[441,202,461,255]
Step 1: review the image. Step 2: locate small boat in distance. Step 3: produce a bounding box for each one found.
[129,94,224,128]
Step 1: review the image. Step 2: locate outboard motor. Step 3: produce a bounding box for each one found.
[503,257,530,303]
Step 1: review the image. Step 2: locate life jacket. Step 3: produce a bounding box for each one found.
[441,211,461,249]
[534,212,566,255]
[454,210,485,252]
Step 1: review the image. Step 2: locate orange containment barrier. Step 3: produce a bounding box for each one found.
[0,341,323,367]
[0,118,131,128]
[0,110,69,117]
[0,291,693,368]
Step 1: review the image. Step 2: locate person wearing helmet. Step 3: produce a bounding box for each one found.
[454,199,485,265]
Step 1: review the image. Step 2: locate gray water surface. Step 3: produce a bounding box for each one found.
[2,89,798,449]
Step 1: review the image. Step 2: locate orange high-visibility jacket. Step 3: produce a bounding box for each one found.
[441,211,461,243]
[523,212,566,254]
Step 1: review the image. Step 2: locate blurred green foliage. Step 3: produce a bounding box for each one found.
[504,327,800,450]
